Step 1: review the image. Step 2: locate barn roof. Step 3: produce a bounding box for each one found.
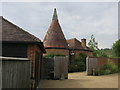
[0,16,46,53]
[43,8,69,49]
[0,16,41,42]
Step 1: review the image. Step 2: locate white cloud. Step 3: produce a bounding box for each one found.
[2,2,118,49]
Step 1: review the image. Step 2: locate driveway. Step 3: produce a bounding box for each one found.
[39,72,118,88]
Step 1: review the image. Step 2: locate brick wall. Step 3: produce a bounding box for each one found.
[44,49,69,56]
[75,50,93,57]
[89,56,119,70]
[27,44,43,88]
[87,56,119,75]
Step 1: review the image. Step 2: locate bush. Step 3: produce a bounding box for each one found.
[68,53,87,72]
[99,69,111,75]
[94,62,118,75]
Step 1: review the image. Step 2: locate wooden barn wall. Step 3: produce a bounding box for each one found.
[0,58,2,90]
[2,58,31,88]
[0,17,1,88]
[2,43,27,58]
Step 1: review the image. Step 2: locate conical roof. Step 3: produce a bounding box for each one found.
[43,8,69,49]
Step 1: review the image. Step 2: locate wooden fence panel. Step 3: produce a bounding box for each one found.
[43,56,68,80]
[1,57,31,89]
[54,56,68,79]
[86,57,97,75]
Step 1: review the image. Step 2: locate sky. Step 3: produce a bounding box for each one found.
[1,2,118,49]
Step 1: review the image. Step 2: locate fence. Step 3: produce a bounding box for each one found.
[43,56,68,80]
[1,56,31,89]
[86,56,119,75]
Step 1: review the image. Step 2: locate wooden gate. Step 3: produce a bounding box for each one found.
[54,56,68,79]
[86,57,97,75]
[43,56,68,80]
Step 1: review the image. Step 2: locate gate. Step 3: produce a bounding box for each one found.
[43,56,68,79]
[54,56,68,79]
[86,57,97,75]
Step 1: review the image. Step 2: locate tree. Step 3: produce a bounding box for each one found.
[88,35,107,57]
[88,34,99,50]
[112,39,120,58]
[97,49,108,57]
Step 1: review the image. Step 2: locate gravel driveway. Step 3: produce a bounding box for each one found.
[39,72,118,88]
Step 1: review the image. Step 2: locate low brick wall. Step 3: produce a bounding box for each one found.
[97,57,118,69]
[86,56,119,75]
[44,49,69,56]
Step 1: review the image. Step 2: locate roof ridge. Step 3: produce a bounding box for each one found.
[3,17,41,42]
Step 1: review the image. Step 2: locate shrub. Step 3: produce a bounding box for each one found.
[94,62,118,75]
[94,68,100,75]
[99,69,111,75]
[68,53,87,72]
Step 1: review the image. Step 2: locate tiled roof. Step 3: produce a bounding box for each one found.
[43,8,69,49]
[0,16,41,42]
[67,38,83,49]
[67,38,92,51]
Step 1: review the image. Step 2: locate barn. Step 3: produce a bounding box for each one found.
[1,16,46,88]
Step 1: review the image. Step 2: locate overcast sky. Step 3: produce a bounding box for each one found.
[1,2,118,49]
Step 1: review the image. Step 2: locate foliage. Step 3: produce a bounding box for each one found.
[112,39,120,58]
[88,34,99,50]
[68,53,87,72]
[92,49,108,57]
[97,50,108,57]
[94,62,118,76]
[44,54,66,59]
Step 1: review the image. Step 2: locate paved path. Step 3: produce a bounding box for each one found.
[39,72,118,88]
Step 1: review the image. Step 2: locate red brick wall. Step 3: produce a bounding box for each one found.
[28,44,43,78]
[27,44,43,88]
[75,50,93,57]
[89,56,119,70]
[44,49,69,56]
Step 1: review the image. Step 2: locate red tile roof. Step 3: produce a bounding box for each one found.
[1,16,41,42]
[67,38,83,49]
[67,38,92,51]
[43,8,69,49]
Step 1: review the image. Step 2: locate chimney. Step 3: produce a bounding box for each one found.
[81,38,86,48]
